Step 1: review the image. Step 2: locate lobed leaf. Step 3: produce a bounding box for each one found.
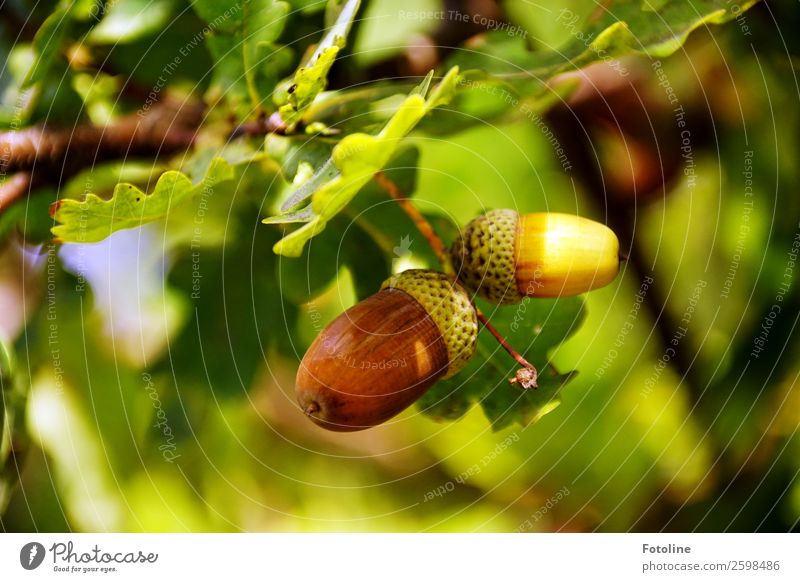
[419,296,586,431]
[452,0,761,79]
[195,0,291,117]
[51,158,234,243]
[277,0,362,127]
[265,67,460,257]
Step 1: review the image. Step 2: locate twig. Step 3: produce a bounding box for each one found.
[0,102,203,215]
[230,111,288,139]
[0,102,201,175]
[0,173,34,212]
[373,171,451,272]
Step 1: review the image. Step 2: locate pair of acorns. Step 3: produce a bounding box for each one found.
[296,210,620,431]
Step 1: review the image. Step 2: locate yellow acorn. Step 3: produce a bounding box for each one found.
[451,210,620,303]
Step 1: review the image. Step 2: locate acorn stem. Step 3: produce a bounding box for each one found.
[373,171,453,274]
[476,310,538,389]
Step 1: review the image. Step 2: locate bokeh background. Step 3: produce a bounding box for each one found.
[1,0,799,532]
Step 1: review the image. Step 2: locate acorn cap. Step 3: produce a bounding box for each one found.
[450,209,523,304]
[381,269,478,378]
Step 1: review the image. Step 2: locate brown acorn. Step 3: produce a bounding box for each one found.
[296,270,478,431]
[451,210,620,303]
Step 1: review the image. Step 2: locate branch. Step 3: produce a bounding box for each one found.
[0,102,201,175]
[0,102,203,216]
[230,111,288,139]
[373,171,451,272]
[0,173,34,212]
[545,86,703,401]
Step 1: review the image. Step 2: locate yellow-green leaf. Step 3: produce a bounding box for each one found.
[277,0,361,127]
[267,67,460,257]
[51,158,233,244]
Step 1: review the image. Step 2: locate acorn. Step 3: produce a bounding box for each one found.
[451,210,620,303]
[296,269,478,431]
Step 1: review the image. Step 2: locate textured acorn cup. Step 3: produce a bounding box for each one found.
[295,270,478,432]
[451,210,620,303]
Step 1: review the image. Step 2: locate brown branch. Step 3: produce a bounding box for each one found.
[230,111,288,139]
[0,173,34,212]
[373,171,451,272]
[0,102,202,175]
[0,101,204,215]
[545,79,705,403]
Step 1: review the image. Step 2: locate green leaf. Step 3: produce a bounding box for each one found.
[278,158,338,213]
[277,0,361,127]
[23,7,72,88]
[263,134,336,212]
[51,158,234,243]
[59,161,168,200]
[419,296,586,430]
[87,0,177,44]
[276,216,348,304]
[266,67,460,257]
[435,0,761,132]
[0,339,27,513]
[163,144,282,252]
[191,0,246,30]
[278,46,340,127]
[453,1,760,78]
[243,0,290,112]
[301,82,420,135]
[5,5,84,124]
[165,221,297,397]
[263,205,315,224]
[0,340,13,445]
[196,0,291,117]
[342,222,391,301]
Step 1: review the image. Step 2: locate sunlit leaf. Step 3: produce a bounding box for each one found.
[266,67,460,257]
[453,0,761,78]
[277,0,361,127]
[87,0,177,44]
[51,158,234,243]
[196,0,291,117]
